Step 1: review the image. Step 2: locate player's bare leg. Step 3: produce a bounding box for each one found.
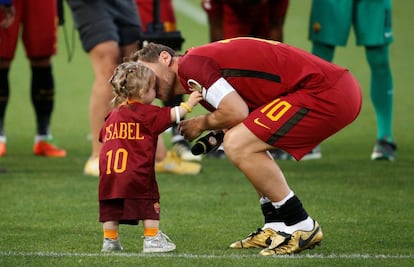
[224,123,322,255]
[224,124,291,200]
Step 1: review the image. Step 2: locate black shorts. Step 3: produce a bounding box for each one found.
[67,0,142,52]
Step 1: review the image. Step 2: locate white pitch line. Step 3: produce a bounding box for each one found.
[0,251,413,260]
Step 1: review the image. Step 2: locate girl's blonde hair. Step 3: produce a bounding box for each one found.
[109,62,156,107]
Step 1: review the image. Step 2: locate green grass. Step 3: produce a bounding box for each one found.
[1,0,413,266]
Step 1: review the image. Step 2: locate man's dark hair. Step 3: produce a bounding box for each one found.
[130,43,176,63]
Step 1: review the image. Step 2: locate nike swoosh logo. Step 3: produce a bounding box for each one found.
[265,237,272,246]
[298,225,320,249]
[254,118,270,129]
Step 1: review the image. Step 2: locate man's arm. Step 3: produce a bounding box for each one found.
[178,91,249,141]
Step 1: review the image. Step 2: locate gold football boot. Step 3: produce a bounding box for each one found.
[229,228,276,249]
[260,221,323,256]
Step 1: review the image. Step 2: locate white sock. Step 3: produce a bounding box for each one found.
[35,134,52,143]
[272,191,294,208]
[259,196,271,205]
[172,135,184,144]
[262,191,314,234]
[264,217,314,234]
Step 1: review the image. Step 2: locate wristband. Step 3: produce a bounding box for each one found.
[180,102,192,113]
[175,106,181,124]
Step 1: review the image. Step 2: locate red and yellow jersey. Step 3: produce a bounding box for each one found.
[98,102,171,200]
[178,37,347,111]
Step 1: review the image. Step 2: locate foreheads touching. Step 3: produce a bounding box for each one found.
[109,62,156,106]
[126,43,180,103]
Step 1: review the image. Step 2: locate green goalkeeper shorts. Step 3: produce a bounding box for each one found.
[308,0,393,46]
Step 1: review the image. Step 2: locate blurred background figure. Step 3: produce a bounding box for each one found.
[0,0,66,158]
[67,0,143,176]
[202,0,289,42]
[136,0,203,172]
[309,0,396,161]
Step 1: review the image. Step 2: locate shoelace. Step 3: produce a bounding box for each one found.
[160,232,173,242]
[142,231,173,241]
[247,228,265,239]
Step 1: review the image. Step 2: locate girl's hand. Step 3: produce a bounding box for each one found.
[187,91,203,108]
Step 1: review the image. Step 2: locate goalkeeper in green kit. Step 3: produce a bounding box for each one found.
[309,0,396,161]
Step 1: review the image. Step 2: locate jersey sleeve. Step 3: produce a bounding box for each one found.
[179,54,222,93]
[179,53,237,109]
[142,105,172,135]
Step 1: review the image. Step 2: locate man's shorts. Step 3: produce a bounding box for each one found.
[0,0,57,59]
[202,0,289,39]
[99,198,160,225]
[244,71,362,161]
[222,1,288,39]
[309,0,393,46]
[67,0,142,52]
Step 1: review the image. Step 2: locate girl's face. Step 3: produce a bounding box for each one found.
[140,79,157,104]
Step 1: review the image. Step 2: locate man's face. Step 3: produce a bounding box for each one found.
[138,57,176,102]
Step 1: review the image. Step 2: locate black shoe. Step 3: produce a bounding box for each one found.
[206,147,226,159]
[371,139,397,161]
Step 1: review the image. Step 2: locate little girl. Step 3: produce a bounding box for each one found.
[99,61,202,252]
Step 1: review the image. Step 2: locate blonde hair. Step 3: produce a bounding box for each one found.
[109,62,156,107]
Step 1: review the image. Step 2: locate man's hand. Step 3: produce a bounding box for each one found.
[0,4,15,29]
[178,115,206,141]
[179,90,249,141]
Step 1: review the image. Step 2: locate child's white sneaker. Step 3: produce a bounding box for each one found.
[143,231,176,253]
[101,238,123,252]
